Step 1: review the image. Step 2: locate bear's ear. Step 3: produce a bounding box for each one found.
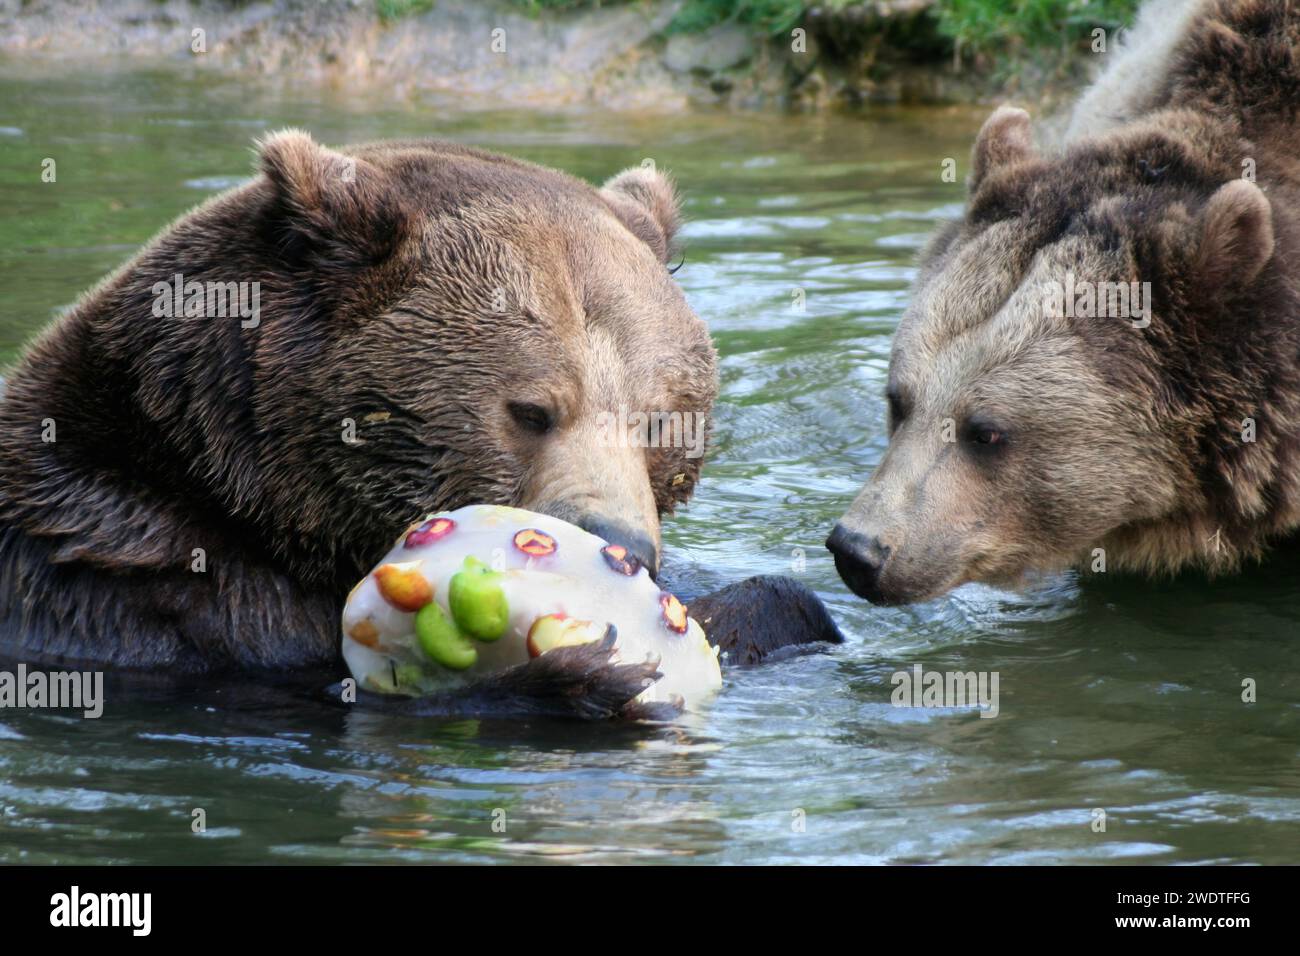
[970,106,1036,190]
[256,128,406,258]
[1192,179,1274,291]
[600,165,682,263]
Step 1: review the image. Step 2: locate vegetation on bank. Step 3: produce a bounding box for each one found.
[494,0,1141,72]
[185,0,1144,106]
[936,0,1138,70]
[376,0,437,21]
[307,0,1151,96]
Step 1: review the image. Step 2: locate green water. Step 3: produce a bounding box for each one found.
[0,63,1296,865]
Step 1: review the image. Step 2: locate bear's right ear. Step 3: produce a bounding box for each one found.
[970,105,1036,191]
[600,165,682,264]
[1192,179,1274,291]
[256,128,407,259]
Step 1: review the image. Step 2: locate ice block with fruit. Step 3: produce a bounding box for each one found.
[341,505,722,708]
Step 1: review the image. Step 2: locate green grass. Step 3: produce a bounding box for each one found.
[491,0,842,35]
[507,0,628,10]
[498,0,814,33]
[666,0,812,36]
[378,0,1143,75]
[934,0,1139,64]
[377,0,436,23]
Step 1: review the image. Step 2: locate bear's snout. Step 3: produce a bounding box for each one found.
[826,524,894,604]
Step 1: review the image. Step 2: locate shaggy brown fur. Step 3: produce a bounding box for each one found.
[830,0,1300,603]
[0,132,731,677]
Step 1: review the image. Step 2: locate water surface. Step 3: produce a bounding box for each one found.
[1,63,1296,864]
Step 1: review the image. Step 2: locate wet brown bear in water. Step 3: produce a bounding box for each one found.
[0,131,838,710]
[829,0,1300,604]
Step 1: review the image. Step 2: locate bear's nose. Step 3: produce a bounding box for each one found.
[578,516,660,581]
[826,523,892,603]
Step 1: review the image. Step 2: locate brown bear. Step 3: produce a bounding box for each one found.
[828,0,1300,604]
[0,131,838,714]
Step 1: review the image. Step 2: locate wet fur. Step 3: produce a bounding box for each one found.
[1061,0,1300,575]
[0,134,837,717]
[0,135,712,671]
[850,0,1300,598]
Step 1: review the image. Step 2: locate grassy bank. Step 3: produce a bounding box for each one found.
[935,0,1138,73]
[5,0,1145,109]
[491,0,1141,76]
[280,0,1150,106]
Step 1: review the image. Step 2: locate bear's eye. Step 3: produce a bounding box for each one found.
[964,418,1007,449]
[507,401,554,435]
[886,387,908,434]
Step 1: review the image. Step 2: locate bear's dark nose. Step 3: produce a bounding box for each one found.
[579,516,660,580]
[826,523,891,604]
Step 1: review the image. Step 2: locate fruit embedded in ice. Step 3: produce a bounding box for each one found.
[373,562,434,612]
[526,614,606,658]
[405,516,456,549]
[513,528,557,557]
[659,591,688,634]
[340,505,723,709]
[448,556,509,640]
[600,543,641,576]
[415,601,478,670]
[348,619,380,647]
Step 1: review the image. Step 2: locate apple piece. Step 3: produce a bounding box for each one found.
[448,557,509,641]
[513,528,557,557]
[415,602,478,670]
[526,614,604,658]
[394,664,428,688]
[347,619,380,647]
[600,543,641,576]
[405,516,456,549]
[659,591,688,634]
[373,561,433,612]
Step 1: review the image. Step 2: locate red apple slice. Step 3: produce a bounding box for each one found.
[373,562,433,612]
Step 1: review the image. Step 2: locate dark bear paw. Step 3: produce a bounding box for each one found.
[341,629,680,722]
[687,574,844,666]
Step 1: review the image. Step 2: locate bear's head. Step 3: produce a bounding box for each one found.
[173,131,715,585]
[829,106,1291,604]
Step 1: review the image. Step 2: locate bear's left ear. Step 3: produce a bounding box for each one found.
[1192,179,1274,291]
[256,128,407,260]
[600,166,682,263]
[970,105,1036,191]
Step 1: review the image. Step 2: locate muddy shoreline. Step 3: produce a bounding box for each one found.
[0,0,1093,112]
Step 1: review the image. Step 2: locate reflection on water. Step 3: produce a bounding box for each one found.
[0,64,1296,864]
